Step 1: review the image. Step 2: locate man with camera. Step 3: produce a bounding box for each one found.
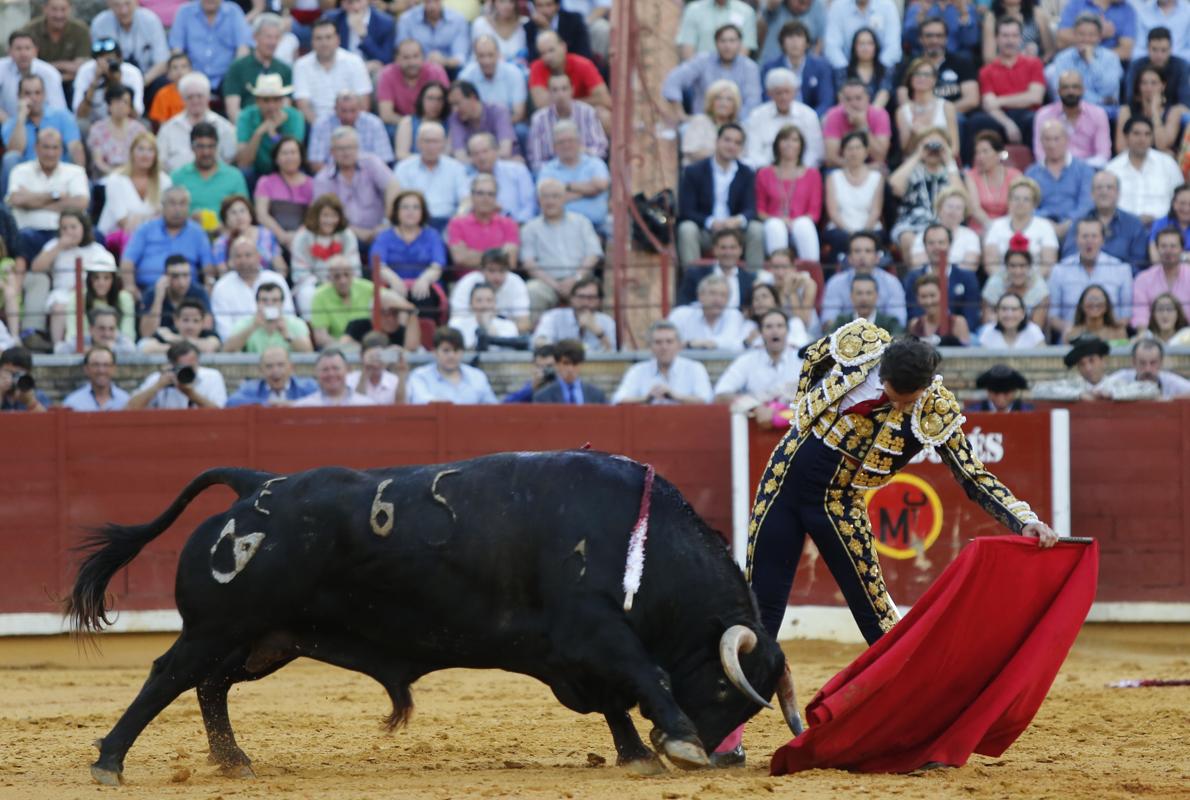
[73,38,144,128]
[0,346,49,412]
[222,282,313,354]
[62,345,129,411]
[127,340,227,409]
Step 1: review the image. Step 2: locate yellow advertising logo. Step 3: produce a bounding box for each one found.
[863,473,944,560]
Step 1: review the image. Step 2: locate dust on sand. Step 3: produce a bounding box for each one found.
[0,624,1186,799]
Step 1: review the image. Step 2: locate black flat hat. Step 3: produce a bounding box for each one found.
[975,364,1028,392]
[1063,336,1110,369]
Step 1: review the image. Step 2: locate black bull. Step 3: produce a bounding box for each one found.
[66,451,803,785]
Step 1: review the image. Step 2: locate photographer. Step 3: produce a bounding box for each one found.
[73,39,145,130]
[503,343,557,403]
[222,282,313,354]
[127,340,227,409]
[0,346,49,412]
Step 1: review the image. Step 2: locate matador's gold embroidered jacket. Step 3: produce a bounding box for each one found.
[784,319,1040,533]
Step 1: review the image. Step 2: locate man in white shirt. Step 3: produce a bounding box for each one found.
[668,274,750,351]
[1101,338,1190,399]
[73,40,145,127]
[5,128,89,261]
[448,281,521,349]
[612,321,713,404]
[394,121,471,227]
[345,333,404,404]
[127,340,227,409]
[0,31,67,124]
[522,178,602,312]
[744,68,823,168]
[406,326,498,404]
[1105,115,1184,226]
[532,277,617,353]
[157,71,237,172]
[292,18,371,125]
[295,348,377,407]
[713,309,802,406]
[449,249,531,332]
[209,234,295,339]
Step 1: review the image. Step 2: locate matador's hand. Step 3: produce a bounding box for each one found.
[1022,521,1058,549]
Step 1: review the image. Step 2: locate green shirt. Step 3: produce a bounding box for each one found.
[170,161,249,215]
[21,16,91,63]
[222,55,294,110]
[230,314,309,353]
[235,105,306,175]
[310,278,375,338]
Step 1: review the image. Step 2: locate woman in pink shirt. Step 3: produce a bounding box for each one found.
[757,125,822,263]
[963,130,1021,236]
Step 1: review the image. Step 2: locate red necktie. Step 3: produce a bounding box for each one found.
[845,392,889,417]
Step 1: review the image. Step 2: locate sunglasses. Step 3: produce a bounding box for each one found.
[92,38,118,55]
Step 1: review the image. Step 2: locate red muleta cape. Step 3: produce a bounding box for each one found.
[771,536,1099,775]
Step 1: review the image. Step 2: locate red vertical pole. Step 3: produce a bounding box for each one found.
[935,246,950,336]
[74,256,85,353]
[371,251,382,331]
[608,0,634,348]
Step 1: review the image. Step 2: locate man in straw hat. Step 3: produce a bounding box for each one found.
[234,72,305,177]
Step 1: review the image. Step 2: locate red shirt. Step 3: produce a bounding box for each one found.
[978,56,1045,109]
[528,53,605,100]
[376,61,451,117]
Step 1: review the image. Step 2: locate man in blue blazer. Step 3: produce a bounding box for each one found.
[902,224,981,331]
[676,123,765,271]
[532,339,607,404]
[677,229,758,309]
[760,20,834,116]
[226,347,318,407]
[525,0,592,60]
[326,0,395,76]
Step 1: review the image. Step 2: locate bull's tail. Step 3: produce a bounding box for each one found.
[64,467,277,635]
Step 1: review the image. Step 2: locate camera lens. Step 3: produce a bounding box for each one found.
[175,365,196,385]
[15,373,34,392]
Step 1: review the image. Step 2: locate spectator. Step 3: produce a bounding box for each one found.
[503,343,556,403]
[222,13,292,124]
[529,31,611,132]
[345,333,405,404]
[1032,334,1156,400]
[821,231,907,325]
[835,27,894,110]
[977,292,1047,348]
[147,51,190,126]
[1134,227,1190,327]
[1027,121,1097,241]
[668,274,749,351]
[0,346,49,412]
[761,20,834,116]
[526,73,608,173]
[1118,66,1188,157]
[983,176,1059,277]
[377,39,450,127]
[447,80,518,163]
[471,0,530,69]
[291,194,361,315]
[676,124,764,271]
[663,25,761,123]
[525,0,592,61]
[904,223,981,330]
[73,39,145,131]
[823,272,904,335]
[903,0,980,57]
[60,253,138,349]
[677,228,759,309]
[396,0,471,73]
[406,326,498,404]
[1061,170,1150,267]
[973,17,1045,145]
[372,189,447,314]
[677,0,758,59]
[538,120,611,233]
[19,0,90,87]
[908,185,981,271]
[86,85,148,178]
[970,365,1032,412]
[760,249,817,334]
[98,131,171,252]
[309,255,379,348]
[522,178,602,314]
[127,340,227,409]
[292,17,371,125]
[448,280,521,349]
[907,273,971,345]
[293,348,377,407]
[138,254,212,340]
[28,210,110,341]
[889,127,961,258]
[1056,0,1137,61]
[1045,13,1123,113]
[981,246,1051,328]
[714,309,801,407]
[394,121,471,228]
[757,125,822,262]
[900,17,980,159]
[225,345,317,407]
[963,130,1023,235]
[449,248,531,331]
[1105,116,1185,225]
[139,295,219,356]
[981,0,1055,63]
[1101,337,1190,397]
[157,72,237,173]
[1125,26,1190,108]
[823,132,884,257]
[254,136,314,252]
[1141,292,1190,344]
[91,0,171,90]
[325,0,395,78]
[394,81,450,162]
[532,337,606,404]
[120,186,214,297]
[313,127,399,250]
[0,31,67,125]
[1064,283,1130,344]
[5,128,88,265]
[170,121,250,221]
[467,133,537,224]
[760,0,828,64]
[234,75,306,177]
[342,288,420,350]
[223,281,313,354]
[532,277,616,352]
[168,0,252,92]
[744,68,824,169]
[896,57,960,153]
[210,233,293,340]
[1,76,83,197]
[62,345,129,411]
[612,321,712,405]
[1150,184,1190,257]
[447,174,520,273]
[307,90,392,175]
[1049,218,1134,337]
[459,35,527,126]
[823,0,902,70]
[822,78,892,167]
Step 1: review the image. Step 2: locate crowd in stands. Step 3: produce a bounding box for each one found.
[0,0,1188,415]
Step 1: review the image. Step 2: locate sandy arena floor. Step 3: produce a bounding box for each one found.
[0,625,1186,799]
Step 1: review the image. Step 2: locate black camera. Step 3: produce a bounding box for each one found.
[174,365,196,385]
[540,366,556,383]
[14,372,34,393]
[924,141,944,153]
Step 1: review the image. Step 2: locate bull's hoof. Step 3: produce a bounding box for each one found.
[217,762,257,779]
[649,727,709,770]
[618,754,667,776]
[709,744,746,768]
[90,764,125,786]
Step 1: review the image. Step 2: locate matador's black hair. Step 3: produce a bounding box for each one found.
[879,337,942,394]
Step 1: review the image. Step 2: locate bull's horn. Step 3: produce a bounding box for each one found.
[776,663,805,736]
[719,625,774,710]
